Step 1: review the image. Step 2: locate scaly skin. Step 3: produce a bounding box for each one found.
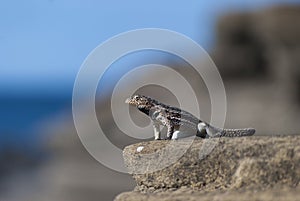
[126,94,255,140]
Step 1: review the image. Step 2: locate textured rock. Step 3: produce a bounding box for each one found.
[115,187,300,201]
[124,136,300,191]
[116,135,300,200]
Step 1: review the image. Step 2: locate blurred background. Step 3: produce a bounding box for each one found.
[1,0,300,200]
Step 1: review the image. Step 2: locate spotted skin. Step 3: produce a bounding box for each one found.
[125,94,255,140]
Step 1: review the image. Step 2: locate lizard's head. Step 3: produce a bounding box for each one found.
[125,94,153,108]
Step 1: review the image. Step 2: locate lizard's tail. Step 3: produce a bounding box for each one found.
[222,128,255,137]
[197,122,255,138]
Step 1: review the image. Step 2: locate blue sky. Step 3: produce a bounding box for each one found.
[0,0,298,96]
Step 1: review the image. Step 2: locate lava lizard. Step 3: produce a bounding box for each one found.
[125,94,255,140]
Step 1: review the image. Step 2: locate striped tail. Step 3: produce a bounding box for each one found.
[197,122,255,138]
[222,128,255,137]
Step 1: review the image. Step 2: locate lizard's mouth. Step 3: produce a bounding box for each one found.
[125,98,135,105]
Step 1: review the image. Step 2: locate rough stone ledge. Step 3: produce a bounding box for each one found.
[115,135,300,200]
[115,186,300,201]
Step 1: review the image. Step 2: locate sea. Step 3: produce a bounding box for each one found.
[0,93,71,152]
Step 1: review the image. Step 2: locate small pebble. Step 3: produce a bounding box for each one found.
[136,146,144,152]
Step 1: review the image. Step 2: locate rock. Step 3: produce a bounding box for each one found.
[115,187,300,201]
[115,135,300,200]
[212,5,300,82]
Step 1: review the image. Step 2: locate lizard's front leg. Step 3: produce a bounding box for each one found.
[153,122,161,140]
[166,123,174,140]
[154,111,174,140]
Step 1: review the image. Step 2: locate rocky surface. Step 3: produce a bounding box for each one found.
[212,5,300,81]
[115,135,300,201]
[115,187,300,201]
